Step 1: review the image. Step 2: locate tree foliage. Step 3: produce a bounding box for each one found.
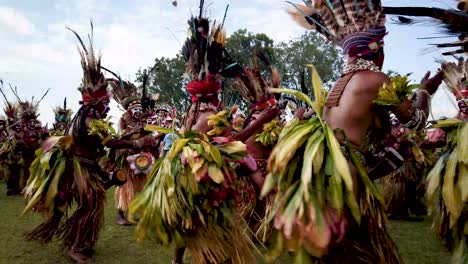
[135,54,189,110]
[136,29,344,109]
[278,31,344,93]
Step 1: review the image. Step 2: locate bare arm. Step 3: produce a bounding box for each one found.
[233,106,280,142]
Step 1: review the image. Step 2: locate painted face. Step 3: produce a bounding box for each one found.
[390,117,400,127]
[26,119,41,131]
[55,123,68,132]
[130,105,142,120]
[12,123,22,133]
[97,98,111,118]
[458,99,468,114]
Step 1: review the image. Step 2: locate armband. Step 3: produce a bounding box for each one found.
[403,108,426,130]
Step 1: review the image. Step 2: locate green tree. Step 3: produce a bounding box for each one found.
[136,30,344,110]
[277,31,344,93]
[136,54,189,111]
[225,29,278,67]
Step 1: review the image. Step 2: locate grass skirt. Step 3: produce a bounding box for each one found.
[23,136,106,251]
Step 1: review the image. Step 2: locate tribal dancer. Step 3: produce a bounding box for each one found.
[51,98,73,136]
[1,83,49,195]
[259,1,444,263]
[130,4,259,263]
[0,115,7,181]
[383,112,435,220]
[108,78,158,225]
[0,84,21,195]
[231,51,282,240]
[426,57,467,263]
[22,25,155,263]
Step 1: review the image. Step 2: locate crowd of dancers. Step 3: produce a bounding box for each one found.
[0,0,467,263]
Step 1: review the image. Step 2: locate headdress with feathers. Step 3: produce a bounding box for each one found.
[442,57,468,99]
[101,67,141,110]
[108,79,141,110]
[140,60,162,113]
[68,22,109,105]
[182,1,227,102]
[288,0,386,57]
[53,98,73,124]
[233,51,281,110]
[0,80,19,126]
[9,84,49,121]
[383,1,468,56]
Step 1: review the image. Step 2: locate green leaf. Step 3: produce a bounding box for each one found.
[269,88,314,109]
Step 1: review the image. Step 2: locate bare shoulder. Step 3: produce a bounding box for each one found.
[352,71,390,94]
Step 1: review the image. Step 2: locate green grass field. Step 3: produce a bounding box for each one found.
[0,183,451,264]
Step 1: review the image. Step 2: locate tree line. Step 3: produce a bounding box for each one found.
[136,29,344,111]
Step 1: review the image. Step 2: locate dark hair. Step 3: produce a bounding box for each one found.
[359,48,383,62]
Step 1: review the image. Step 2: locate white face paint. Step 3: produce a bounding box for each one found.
[130,106,142,120]
[458,99,468,114]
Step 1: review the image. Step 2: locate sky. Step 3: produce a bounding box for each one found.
[0,0,462,126]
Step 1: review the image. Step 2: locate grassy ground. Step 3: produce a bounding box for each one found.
[0,183,451,264]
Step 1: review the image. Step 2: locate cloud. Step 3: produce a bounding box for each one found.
[0,6,35,35]
[0,0,461,127]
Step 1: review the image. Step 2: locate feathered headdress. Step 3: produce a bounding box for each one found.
[101,66,141,110]
[9,84,49,121]
[140,61,162,113]
[0,80,19,125]
[233,51,281,110]
[442,57,468,99]
[182,1,227,102]
[53,98,73,124]
[68,22,109,105]
[154,102,172,114]
[383,1,468,56]
[288,0,386,58]
[108,79,141,110]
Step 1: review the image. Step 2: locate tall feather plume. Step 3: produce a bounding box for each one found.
[53,97,73,121]
[234,50,282,103]
[181,0,226,81]
[287,0,385,43]
[68,22,107,96]
[441,57,468,98]
[8,83,49,120]
[141,60,161,113]
[0,79,19,123]
[383,4,468,55]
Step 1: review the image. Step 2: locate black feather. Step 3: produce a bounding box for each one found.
[67,26,88,54]
[100,66,121,81]
[383,6,468,35]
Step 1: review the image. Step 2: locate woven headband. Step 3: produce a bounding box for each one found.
[339,27,387,58]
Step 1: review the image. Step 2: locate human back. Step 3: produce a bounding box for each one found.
[323,70,390,148]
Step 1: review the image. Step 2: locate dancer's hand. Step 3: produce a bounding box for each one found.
[420,70,444,95]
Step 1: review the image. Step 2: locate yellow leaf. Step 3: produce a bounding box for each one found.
[442,150,463,228]
[426,157,444,200]
[325,126,353,192]
[300,132,324,200]
[217,141,246,154]
[208,164,224,184]
[305,64,324,115]
[167,139,190,160]
[457,163,468,202]
[457,123,468,163]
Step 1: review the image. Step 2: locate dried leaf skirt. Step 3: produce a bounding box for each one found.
[23,140,106,252]
[130,134,258,264]
[426,121,468,263]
